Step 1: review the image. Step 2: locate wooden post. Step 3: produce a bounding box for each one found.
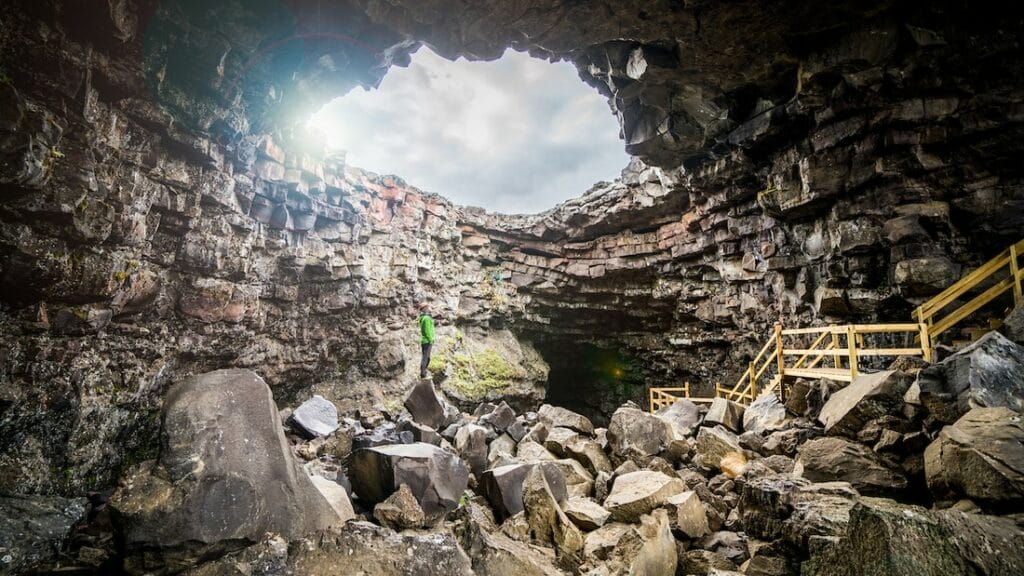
[684,381,690,398]
[831,327,840,370]
[1011,242,1022,306]
[919,323,933,363]
[847,325,859,380]
[748,361,756,402]
[774,323,784,381]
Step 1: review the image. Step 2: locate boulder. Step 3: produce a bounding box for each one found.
[309,475,356,524]
[704,398,746,432]
[404,378,452,430]
[488,433,518,467]
[352,422,415,450]
[581,512,676,576]
[517,440,559,463]
[762,425,822,457]
[0,494,88,575]
[739,474,858,547]
[480,462,567,521]
[1000,303,1024,344]
[349,442,469,522]
[288,521,474,575]
[538,404,595,435]
[604,470,686,522]
[664,490,709,539]
[522,466,585,567]
[543,427,612,475]
[109,370,341,550]
[803,497,1024,576]
[551,458,594,498]
[451,501,565,576]
[480,401,516,432]
[607,405,669,462]
[924,406,1024,510]
[700,531,748,565]
[373,483,426,530]
[817,371,914,438]
[796,437,907,496]
[655,398,702,437]
[915,332,1024,423]
[564,497,611,530]
[694,426,744,472]
[678,550,738,575]
[455,423,490,477]
[743,392,788,435]
[290,395,339,438]
[396,419,443,446]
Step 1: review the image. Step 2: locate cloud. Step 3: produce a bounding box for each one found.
[308,47,629,214]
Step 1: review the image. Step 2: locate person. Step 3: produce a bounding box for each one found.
[418,303,435,379]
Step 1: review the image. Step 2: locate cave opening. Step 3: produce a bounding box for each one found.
[305,46,630,214]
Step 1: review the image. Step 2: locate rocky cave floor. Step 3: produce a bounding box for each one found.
[3,325,1024,576]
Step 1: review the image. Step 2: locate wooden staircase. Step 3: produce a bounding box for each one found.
[649,238,1024,412]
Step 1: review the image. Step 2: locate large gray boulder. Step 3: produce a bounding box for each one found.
[655,398,702,437]
[349,443,469,522]
[803,497,1024,576]
[538,404,595,435]
[796,437,907,496]
[607,405,669,462]
[704,398,746,432]
[743,392,788,435]
[290,395,339,438]
[739,474,858,548]
[924,406,1024,510]
[404,378,453,430]
[451,501,566,576]
[817,371,913,437]
[915,332,1024,423]
[522,466,584,567]
[480,462,567,521]
[544,427,613,475]
[581,511,677,576]
[0,494,88,575]
[455,423,489,477]
[1000,302,1024,345]
[694,426,744,472]
[109,370,341,550]
[604,470,686,522]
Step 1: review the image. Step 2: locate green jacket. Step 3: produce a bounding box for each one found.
[419,314,435,344]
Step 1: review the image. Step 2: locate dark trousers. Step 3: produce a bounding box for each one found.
[420,343,432,378]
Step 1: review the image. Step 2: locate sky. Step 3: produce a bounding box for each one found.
[307,47,630,214]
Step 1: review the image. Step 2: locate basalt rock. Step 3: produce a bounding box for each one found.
[818,371,914,438]
[607,405,669,463]
[603,470,686,522]
[743,393,788,436]
[705,398,746,433]
[0,494,88,575]
[796,437,907,496]
[480,462,568,521]
[290,395,340,438]
[349,443,469,522]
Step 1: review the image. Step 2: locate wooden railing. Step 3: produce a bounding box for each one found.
[913,239,1023,346]
[649,239,1023,412]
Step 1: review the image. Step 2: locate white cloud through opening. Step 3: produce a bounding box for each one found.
[308,47,630,214]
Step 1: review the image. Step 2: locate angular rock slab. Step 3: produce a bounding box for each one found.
[817,370,913,438]
[110,369,340,548]
[796,437,907,496]
[665,490,709,539]
[802,497,1024,576]
[0,494,88,575]
[480,461,567,521]
[538,404,595,435]
[522,466,584,566]
[404,378,451,430]
[924,406,1024,510]
[564,497,611,531]
[543,427,612,475]
[349,442,469,522]
[694,426,744,472]
[743,392,788,436]
[1000,302,1024,344]
[290,394,339,438]
[916,332,1024,423]
[604,470,686,522]
[450,501,565,576]
[455,423,489,477]
[655,398,702,437]
[607,405,669,462]
[581,511,677,576]
[704,398,746,433]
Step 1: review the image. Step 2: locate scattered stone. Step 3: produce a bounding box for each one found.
[700,531,749,565]
[518,440,559,462]
[694,426,744,472]
[290,395,340,438]
[455,423,490,477]
[704,398,746,433]
[507,419,530,443]
[1000,303,1024,344]
[604,470,686,522]
[349,442,469,522]
[551,458,594,498]
[564,497,611,530]
[743,392,788,435]
[352,422,415,450]
[763,424,822,457]
[924,406,1024,510]
[538,404,595,435]
[404,378,453,430]
[656,398,703,438]
[796,437,907,495]
[488,433,518,467]
[0,494,88,575]
[664,490,709,539]
[803,497,1024,576]
[817,371,914,438]
[373,483,426,530]
[481,401,516,432]
[309,475,356,524]
[607,405,669,463]
[109,370,341,553]
[678,549,738,576]
[451,501,565,576]
[480,461,568,521]
[522,466,585,567]
[916,332,1024,423]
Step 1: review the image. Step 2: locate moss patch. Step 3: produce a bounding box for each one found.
[429,331,525,402]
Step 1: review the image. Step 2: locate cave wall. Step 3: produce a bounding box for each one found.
[1,0,1023,496]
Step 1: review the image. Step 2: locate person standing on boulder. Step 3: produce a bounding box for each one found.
[418,303,435,379]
